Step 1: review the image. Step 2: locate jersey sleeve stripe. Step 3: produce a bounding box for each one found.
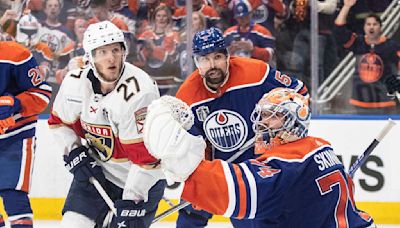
[232,165,248,219]
[29,92,50,104]
[228,163,241,218]
[28,88,51,99]
[0,123,36,139]
[29,87,52,98]
[38,83,52,91]
[238,164,252,218]
[9,116,38,130]
[221,161,237,217]
[240,162,257,219]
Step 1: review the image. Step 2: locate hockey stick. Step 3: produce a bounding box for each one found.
[89,177,117,215]
[152,137,256,224]
[348,119,396,178]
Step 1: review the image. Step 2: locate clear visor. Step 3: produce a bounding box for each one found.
[194,52,227,69]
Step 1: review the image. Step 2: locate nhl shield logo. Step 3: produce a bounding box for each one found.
[203,110,248,152]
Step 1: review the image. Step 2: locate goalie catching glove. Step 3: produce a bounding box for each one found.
[143,96,206,184]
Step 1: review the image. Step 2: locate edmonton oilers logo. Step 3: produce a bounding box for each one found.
[203,110,248,152]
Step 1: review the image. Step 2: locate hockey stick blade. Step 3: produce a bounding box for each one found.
[348,119,396,178]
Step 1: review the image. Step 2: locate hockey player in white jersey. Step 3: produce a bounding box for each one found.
[48,21,166,227]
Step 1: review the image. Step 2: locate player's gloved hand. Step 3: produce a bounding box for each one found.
[110,200,149,228]
[143,96,206,183]
[0,94,21,133]
[63,146,105,183]
[123,165,165,202]
[385,74,400,94]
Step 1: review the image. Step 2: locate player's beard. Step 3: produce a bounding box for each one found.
[204,68,226,85]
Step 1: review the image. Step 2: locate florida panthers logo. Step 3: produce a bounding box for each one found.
[81,121,114,161]
[203,110,248,152]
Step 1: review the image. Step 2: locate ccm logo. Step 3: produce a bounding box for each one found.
[121,209,146,217]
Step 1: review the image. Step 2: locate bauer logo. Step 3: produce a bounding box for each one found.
[203,110,248,152]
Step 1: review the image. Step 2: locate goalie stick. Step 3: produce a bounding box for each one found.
[152,136,256,224]
[348,119,396,178]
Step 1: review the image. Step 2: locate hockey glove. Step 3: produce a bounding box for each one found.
[144,96,206,183]
[385,74,400,94]
[0,94,21,133]
[63,146,105,183]
[110,200,151,228]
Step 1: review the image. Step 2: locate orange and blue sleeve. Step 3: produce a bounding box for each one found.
[10,46,52,117]
[182,160,259,219]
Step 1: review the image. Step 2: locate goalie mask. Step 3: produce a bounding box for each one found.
[16,14,40,48]
[83,21,128,84]
[250,88,310,151]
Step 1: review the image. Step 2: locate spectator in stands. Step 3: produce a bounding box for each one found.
[55,17,89,84]
[0,9,17,39]
[136,4,180,95]
[135,0,176,36]
[88,0,129,32]
[88,0,135,56]
[343,0,392,35]
[334,0,400,114]
[224,0,275,63]
[72,17,87,57]
[40,0,75,73]
[249,0,286,35]
[287,0,338,86]
[179,11,207,44]
[42,0,74,39]
[172,0,221,31]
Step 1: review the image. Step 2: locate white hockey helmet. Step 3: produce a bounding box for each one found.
[16,14,40,48]
[251,88,311,151]
[83,21,128,83]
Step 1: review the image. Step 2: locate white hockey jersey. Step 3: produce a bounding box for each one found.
[48,62,160,188]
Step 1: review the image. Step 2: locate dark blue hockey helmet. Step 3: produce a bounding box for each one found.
[233,0,252,18]
[192,27,227,56]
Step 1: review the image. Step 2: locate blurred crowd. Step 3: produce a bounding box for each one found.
[0,0,399,114]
